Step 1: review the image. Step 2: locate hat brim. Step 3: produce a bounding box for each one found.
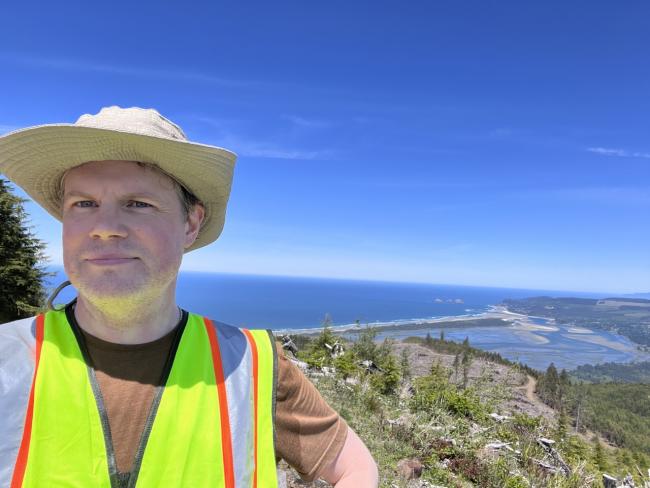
[0,124,236,252]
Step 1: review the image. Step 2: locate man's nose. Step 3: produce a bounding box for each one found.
[89,206,128,240]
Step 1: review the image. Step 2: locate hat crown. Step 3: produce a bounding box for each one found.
[75,106,188,142]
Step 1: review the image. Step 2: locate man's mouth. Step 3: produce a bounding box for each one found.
[85,256,138,265]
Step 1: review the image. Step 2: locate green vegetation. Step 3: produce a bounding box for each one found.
[502,296,650,346]
[571,360,650,383]
[405,333,540,379]
[535,363,650,467]
[411,362,487,421]
[0,178,49,323]
[572,383,650,459]
[282,327,649,487]
[342,317,511,336]
[292,323,402,395]
[536,363,571,409]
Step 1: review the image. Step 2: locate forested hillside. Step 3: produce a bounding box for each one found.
[502,296,650,346]
[571,361,650,383]
[533,364,650,467]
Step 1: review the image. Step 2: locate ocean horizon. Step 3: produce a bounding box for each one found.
[44,267,648,370]
[45,266,604,330]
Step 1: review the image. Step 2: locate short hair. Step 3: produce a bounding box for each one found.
[58,160,203,220]
[175,180,202,220]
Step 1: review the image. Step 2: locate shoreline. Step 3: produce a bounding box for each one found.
[274,303,650,370]
[273,305,554,336]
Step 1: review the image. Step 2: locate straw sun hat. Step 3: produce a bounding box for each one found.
[0,106,237,251]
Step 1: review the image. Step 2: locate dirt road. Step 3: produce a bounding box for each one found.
[524,374,537,402]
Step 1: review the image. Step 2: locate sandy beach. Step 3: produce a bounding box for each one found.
[274,305,560,336]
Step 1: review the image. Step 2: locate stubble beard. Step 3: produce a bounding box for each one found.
[68,261,180,329]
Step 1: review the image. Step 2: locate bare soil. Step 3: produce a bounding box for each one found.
[391,342,556,421]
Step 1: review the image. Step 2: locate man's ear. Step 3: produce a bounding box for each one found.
[184,204,205,248]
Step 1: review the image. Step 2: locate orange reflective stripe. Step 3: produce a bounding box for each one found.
[11,314,44,488]
[204,318,235,488]
[242,329,259,488]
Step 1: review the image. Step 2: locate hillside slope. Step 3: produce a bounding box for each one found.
[278,332,649,487]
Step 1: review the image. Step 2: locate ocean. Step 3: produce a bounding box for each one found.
[46,267,646,371]
[45,267,590,330]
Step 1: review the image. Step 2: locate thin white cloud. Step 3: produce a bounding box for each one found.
[518,186,650,205]
[587,147,650,159]
[344,179,482,190]
[282,114,331,128]
[11,55,267,89]
[187,115,332,160]
[236,145,327,160]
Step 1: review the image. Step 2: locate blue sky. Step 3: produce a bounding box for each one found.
[1,1,649,294]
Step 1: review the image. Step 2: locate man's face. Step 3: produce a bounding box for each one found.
[62,160,203,304]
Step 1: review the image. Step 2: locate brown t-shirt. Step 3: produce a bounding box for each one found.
[79,314,347,482]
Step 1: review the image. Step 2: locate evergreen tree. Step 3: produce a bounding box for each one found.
[574,382,586,433]
[439,329,445,342]
[333,351,358,380]
[371,353,400,395]
[302,317,339,367]
[592,435,609,473]
[0,178,49,322]
[352,326,379,362]
[452,352,461,384]
[539,363,560,407]
[558,368,571,407]
[461,351,472,389]
[556,406,569,442]
[400,348,411,380]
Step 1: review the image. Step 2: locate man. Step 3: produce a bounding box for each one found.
[0,107,378,487]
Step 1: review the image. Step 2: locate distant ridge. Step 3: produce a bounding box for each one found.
[623,292,650,300]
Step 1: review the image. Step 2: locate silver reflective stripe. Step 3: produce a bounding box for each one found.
[213,321,255,488]
[0,316,37,487]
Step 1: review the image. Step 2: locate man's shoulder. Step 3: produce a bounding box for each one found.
[188,311,273,340]
[0,314,38,337]
[0,315,39,368]
[188,312,243,339]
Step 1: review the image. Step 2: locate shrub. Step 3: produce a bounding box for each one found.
[370,353,401,395]
[298,323,341,368]
[411,363,487,420]
[513,413,541,433]
[333,351,358,380]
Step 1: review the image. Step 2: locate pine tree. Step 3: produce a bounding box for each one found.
[556,406,569,442]
[452,352,461,384]
[539,363,560,407]
[0,178,49,322]
[574,382,585,433]
[558,368,571,408]
[461,351,472,389]
[592,435,609,472]
[352,326,378,362]
[400,348,411,380]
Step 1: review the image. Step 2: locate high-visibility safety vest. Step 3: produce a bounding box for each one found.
[0,307,278,488]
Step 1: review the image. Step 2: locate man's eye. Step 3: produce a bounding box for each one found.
[127,200,153,208]
[73,201,96,208]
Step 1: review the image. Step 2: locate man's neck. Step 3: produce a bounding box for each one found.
[73,293,181,345]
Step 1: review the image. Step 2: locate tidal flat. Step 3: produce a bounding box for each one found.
[289,306,650,371]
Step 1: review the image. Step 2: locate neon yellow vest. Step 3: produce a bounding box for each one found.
[2,308,278,488]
